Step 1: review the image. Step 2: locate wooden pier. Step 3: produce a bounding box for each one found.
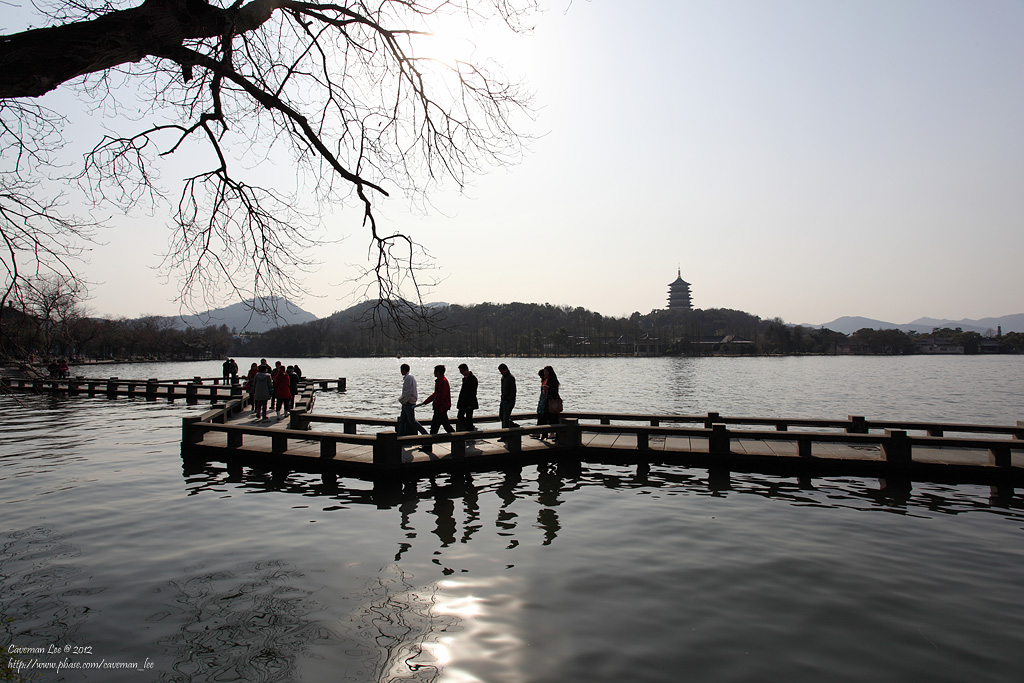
[181,400,1024,487]
[1,375,346,403]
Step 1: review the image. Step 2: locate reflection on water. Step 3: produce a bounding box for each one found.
[0,525,463,682]
[180,461,1024,547]
[147,562,462,683]
[4,359,1024,682]
[151,559,326,682]
[1,526,91,647]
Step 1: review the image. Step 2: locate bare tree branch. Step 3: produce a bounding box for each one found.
[1,0,536,327]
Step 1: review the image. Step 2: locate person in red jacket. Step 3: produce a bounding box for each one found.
[420,364,454,452]
[273,365,293,415]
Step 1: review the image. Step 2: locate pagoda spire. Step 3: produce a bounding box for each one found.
[667,269,692,310]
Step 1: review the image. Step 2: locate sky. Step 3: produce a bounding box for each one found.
[7,0,1024,325]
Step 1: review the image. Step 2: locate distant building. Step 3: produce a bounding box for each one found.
[667,269,693,310]
[979,338,1001,354]
[914,337,964,354]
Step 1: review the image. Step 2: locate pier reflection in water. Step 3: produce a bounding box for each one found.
[4,355,1024,682]
[173,459,1024,683]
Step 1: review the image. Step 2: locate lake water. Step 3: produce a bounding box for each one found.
[2,356,1023,682]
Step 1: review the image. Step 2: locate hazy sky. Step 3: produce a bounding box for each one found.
[12,0,1024,324]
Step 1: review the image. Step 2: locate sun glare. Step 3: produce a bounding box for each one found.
[413,10,527,71]
[418,30,475,69]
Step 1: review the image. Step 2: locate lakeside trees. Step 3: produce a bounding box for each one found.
[1,0,536,336]
[6,300,1021,363]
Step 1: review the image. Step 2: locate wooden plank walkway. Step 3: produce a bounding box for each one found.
[181,402,1024,486]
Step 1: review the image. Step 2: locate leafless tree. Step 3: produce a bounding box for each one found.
[0,97,98,327]
[0,0,536,327]
[13,274,87,356]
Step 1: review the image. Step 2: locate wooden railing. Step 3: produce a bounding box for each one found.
[1,375,345,402]
[291,410,539,432]
[563,411,1024,438]
[182,409,1024,476]
[187,409,570,466]
[578,423,1021,468]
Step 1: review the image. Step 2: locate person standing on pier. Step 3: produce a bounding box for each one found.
[456,363,479,431]
[420,365,454,452]
[269,363,285,412]
[252,365,273,421]
[274,366,293,416]
[498,364,518,433]
[398,364,427,437]
[245,362,259,411]
[535,366,562,440]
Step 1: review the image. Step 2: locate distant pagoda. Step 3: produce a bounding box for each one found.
[667,269,693,310]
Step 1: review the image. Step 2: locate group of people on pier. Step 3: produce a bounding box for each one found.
[241,359,303,421]
[398,363,562,453]
[47,358,70,379]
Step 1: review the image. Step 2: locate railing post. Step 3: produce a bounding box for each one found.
[67,378,80,395]
[709,424,730,455]
[561,418,581,448]
[339,378,347,391]
[272,433,288,453]
[344,420,357,435]
[320,439,337,459]
[776,422,789,432]
[600,416,611,426]
[883,430,911,464]
[451,434,466,459]
[650,418,660,427]
[507,432,522,453]
[226,398,243,417]
[798,436,812,458]
[185,382,199,405]
[637,430,650,450]
[230,383,242,399]
[373,432,401,467]
[289,409,307,430]
[847,415,868,434]
[1014,420,1024,440]
[227,430,243,448]
[145,378,158,400]
[106,377,119,397]
[989,444,1011,468]
[705,411,720,429]
[182,416,203,445]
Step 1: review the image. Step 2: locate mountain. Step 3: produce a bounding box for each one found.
[908,314,1024,334]
[812,314,1023,335]
[807,316,906,335]
[163,297,317,333]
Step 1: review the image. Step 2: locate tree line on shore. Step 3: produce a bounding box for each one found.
[3,297,1022,363]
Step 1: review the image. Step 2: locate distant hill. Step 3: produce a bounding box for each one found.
[163,297,317,333]
[812,314,1023,335]
[908,314,1024,334]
